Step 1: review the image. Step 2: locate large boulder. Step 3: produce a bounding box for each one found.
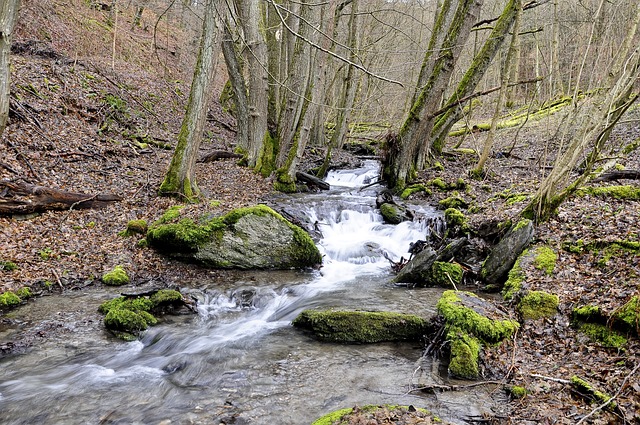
[480,219,534,284]
[292,309,430,343]
[147,205,322,269]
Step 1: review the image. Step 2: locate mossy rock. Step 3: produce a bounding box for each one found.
[501,249,528,300]
[428,261,463,287]
[447,328,480,379]
[119,219,148,237]
[292,310,429,343]
[517,290,559,320]
[379,202,410,224]
[102,265,130,286]
[444,208,466,229]
[99,290,185,340]
[311,405,444,425]
[437,290,519,345]
[147,205,322,269]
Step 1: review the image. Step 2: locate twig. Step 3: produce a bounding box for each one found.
[410,380,502,393]
[52,269,64,290]
[358,179,383,191]
[575,362,640,424]
[530,373,571,384]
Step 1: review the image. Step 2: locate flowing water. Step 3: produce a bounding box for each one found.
[0,161,499,424]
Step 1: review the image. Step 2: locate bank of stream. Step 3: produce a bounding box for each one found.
[0,161,502,424]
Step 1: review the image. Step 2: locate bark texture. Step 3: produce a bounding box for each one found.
[0,0,20,136]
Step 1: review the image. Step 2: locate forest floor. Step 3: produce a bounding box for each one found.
[1,2,640,424]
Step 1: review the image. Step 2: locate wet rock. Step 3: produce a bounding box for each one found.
[292,309,430,343]
[147,205,322,270]
[394,238,467,286]
[480,219,534,284]
[379,202,412,224]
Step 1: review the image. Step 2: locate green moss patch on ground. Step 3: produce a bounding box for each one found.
[517,290,559,320]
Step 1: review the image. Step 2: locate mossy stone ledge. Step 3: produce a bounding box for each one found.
[292,309,430,343]
[146,204,322,269]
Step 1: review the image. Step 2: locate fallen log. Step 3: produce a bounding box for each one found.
[296,171,330,190]
[0,180,122,215]
[592,169,640,182]
[198,150,243,163]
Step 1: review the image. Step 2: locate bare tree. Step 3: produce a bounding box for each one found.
[159,0,223,200]
[0,0,20,137]
[523,4,640,222]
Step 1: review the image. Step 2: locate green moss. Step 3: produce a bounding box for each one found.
[447,328,480,379]
[119,219,148,237]
[0,260,17,271]
[505,194,528,205]
[572,304,604,322]
[437,290,519,345]
[533,246,556,275]
[622,137,639,155]
[613,296,638,333]
[155,205,184,225]
[513,218,532,232]
[578,323,627,348]
[400,184,431,200]
[150,289,183,307]
[439,196,468,209]
[509,386,528,399]
[15,287,32,299]
[380,203,405,224]
[104,308,157,333]
[430,178,449,191]
[255,131,277,177]
[102,265,130,286]
[434,161,445,171]
[576,185,640,200]
[570,376,616,410]
[444,208,466,228]
[98,296,154,314]
[429,261,463,287]
[502,251,526,301]
[311,405,439,425]
[292,310,428,343]
[517,291,559,320]
[0,292,21,309]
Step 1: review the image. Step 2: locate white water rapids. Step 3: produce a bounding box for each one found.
[0,161,496,424]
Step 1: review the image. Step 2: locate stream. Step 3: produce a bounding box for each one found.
[0,161,500,424]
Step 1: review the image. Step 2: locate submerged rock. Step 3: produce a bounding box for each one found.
[292,309,430,343]
[147,205,322,269]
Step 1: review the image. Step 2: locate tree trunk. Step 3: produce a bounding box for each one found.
[158,0,222,200]
[221,22,249,153]
[383,0,486,189]
[0,0,20,137]
[472,0,522,176]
